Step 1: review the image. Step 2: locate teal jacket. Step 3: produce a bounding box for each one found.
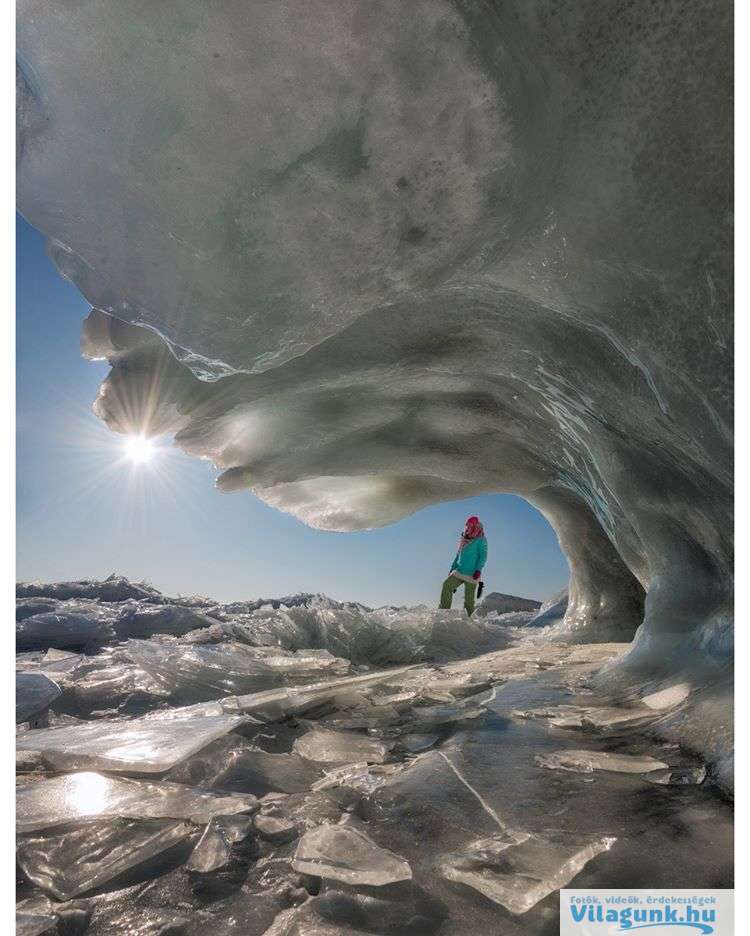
[451,536,488,577]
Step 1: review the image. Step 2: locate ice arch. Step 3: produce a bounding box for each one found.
[17,0,731,702]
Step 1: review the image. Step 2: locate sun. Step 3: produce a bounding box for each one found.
[123,435,157,464]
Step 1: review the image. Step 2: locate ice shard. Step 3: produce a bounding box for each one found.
[293,729,390,766]
[292,824,412,886]
[535,750,669,775]
[17,818,194,900]
[186,814,254,873]
[438,831,616,914]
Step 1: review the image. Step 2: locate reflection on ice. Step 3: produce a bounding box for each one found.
[16,713,247,773]
[17,772,258,833]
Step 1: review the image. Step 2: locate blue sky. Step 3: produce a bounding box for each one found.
[16,215,569,607]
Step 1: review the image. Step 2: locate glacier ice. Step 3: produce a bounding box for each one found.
[292,824,412,886]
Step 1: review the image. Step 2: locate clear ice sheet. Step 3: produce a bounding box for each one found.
[17,818,194,900]
[16,772,258,833]
[438,830,616,914]
[16,712,248,773]
[293,729,390,766]
[292,824,413,886]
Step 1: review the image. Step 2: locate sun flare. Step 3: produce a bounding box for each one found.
[123,435,156,464]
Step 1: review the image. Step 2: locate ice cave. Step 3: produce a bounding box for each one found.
[16,1,732,934]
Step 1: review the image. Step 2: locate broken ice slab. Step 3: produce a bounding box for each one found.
[293,728,390,765]
[167,739,321,795]
[17,576,163,603]
[646,765,707,785]
[124,638,282,701]
[17,597,61,621]
[16,909,58,936]
[314,704,403,733]
[396,733,440,754]
[311,761,403,794]
[257,648,351,680]
[186,814,253,873]
[223,748,321,795]
[16,897,90,936]
[535,750,669,774]
[438,830,616,914]
[580,706,656,731]
[561,644,630,665]
[261,887,444,936]
[253,812,298,843]
[17,818,194,900]
[511,704,584,723]
[15,712,248,773]
[16,673,61,724]
[16,648,83,679]
[115,603,223,639]
[53,657,168,717]
[292,824,412,886]
[511,701,657,732]
[400,693,492,730]
[17,609,116,652]
[232,664,418,721]
[17,772,258,833]
[256,789,345,835]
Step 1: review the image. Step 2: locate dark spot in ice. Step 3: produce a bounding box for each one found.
[396,176,410,189]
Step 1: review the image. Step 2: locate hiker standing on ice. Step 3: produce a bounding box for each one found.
[439,515,487,616]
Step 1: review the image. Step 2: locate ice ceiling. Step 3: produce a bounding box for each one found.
[17,2,731,671]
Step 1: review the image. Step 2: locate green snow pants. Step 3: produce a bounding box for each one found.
[439,575,477,616]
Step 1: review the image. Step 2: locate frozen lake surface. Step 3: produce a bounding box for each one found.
[16,580,732,935]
